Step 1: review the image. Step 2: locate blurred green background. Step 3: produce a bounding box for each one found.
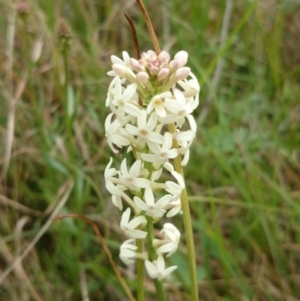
[1,0,300,300]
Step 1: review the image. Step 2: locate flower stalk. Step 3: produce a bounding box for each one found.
[136,239,145,301]
[146,217,167,301]
[168,123,199,301]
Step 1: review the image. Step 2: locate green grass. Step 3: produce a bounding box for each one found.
[1,0,300,300]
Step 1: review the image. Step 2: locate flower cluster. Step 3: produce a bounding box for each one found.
[104,50,200,279]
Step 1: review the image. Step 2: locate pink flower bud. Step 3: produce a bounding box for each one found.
[174,51,188,66]
[158,51,171,64]
[130,58,145,72]
[136,72,149,84]
[175,67,190,80]
[149,66,159,76]
[146,50,157,60]
[169,51,188,71]
[157,68,170,80]
[168,59,180,71]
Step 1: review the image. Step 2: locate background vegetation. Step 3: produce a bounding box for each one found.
[1,0,300,300]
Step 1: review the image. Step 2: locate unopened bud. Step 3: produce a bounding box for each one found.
[158,51,171,64]
[169,52,188,72]
[136,72,149,84]
[175,67,190,80]
[149,66,159,76]
[174,51,188,66]
[157,68,170,81]
[130,58,145,72]
[145,50,157,60]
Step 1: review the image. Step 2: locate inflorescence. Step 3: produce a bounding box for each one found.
[104,50,200,279]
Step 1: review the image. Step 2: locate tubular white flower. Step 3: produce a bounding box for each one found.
[105,181,122,209]
[119,239,137,265]
[125,111,164,147]
[177,139,192,166]
[141,132,178,168]
[106,76,119,106]
[166,199,182,218]
[147,92,172,117]
[119,239,148,265]
[112,51,130,66]
[156,223,180,257]
[145,255,177,280]
[104,157,118,180]
[165,170,185,196]
[107,51,131,77]
[105,113,132,153]
[110,78,138,113]
[120,207,147,239]
[175,130,195,144]
[119,158,150,191]
[105,158,124,210]
[111,191,123,211]
[133,187,172,220]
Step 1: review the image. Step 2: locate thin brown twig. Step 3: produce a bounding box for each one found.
[135,0,161,54]
[54,213,136,301]
[124,14,141,59]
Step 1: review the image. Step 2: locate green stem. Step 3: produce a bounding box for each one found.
[146,217,167,301]
[136,239,145,301]
[168,123,199,301]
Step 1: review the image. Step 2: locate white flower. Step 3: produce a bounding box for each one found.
[106,76,119,107]
[156,223,180,257]
[175,130,195,144]
[110,78,140,117]
[107,51,131,77]
[145,255,177,280]
[125,111,164,147]
[120,208,147,239]
[105,179,122,209]
[104,157,118,180]
[162,89,197,128]
[149,168,163,191]
[165,170,185,196]
[119,239,137,265]
[104,158,124,210]
[119,159,150,191]
[166,198,181,218]
[163,162,174,173]
[119,239,148,265]
[177,139,192,166]
[141,132,178,168]
[147,92,172,117]
[134,187,172,220]
[105,113,131,153]
[177,71,200,96]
